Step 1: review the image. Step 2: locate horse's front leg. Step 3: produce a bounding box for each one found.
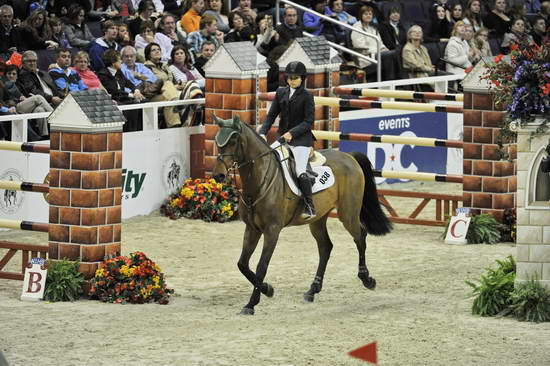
[240,225,280,315]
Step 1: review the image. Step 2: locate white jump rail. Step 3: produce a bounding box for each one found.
[0,98,205,142]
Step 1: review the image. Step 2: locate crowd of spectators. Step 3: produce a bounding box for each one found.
[0,0,548,141]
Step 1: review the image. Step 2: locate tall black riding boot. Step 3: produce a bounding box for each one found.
[298,173,316,219]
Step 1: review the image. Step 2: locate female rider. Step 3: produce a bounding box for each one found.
[259,61,316,219]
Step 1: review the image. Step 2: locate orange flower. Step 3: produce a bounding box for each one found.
[542,83,550,95]
[493,54,504,63]
[510,43,519,51]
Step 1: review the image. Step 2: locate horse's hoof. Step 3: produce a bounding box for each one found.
[263,283,274,298]
[364,276,376,290]
[238,307,254,315]
[303,293,314,302]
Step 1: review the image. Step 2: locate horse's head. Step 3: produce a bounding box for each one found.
[212,114,244,182]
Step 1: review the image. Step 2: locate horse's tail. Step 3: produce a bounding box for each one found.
[349,151,393,236]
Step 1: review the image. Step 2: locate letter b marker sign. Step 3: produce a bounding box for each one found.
[21,258,48,301]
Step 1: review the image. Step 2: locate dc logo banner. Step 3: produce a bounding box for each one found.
[339,112,448,184]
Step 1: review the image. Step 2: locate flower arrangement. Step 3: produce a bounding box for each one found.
[89,251,174,304]
[160,178,239,223]
[484,37,550,136]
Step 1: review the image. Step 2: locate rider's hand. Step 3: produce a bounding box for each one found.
[260,134,267,141]
[282,132,292,142]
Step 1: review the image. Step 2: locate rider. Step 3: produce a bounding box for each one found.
[259,61,316,219]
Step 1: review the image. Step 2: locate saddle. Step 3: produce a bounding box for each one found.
[272,143,335,196]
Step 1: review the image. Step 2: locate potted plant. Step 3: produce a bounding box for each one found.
[483,36,550,150]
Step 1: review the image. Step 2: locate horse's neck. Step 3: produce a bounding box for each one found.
[239,130,278,192]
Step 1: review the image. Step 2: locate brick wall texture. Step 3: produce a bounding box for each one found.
[48,131,122,280]
[462,92,516,222]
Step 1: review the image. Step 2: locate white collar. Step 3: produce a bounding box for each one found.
[108,67,117,76]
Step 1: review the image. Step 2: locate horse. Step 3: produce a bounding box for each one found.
[212,115,393,315]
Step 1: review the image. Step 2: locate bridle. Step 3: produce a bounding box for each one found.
[216,131,281,210]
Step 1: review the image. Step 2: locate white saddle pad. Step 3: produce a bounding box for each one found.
[271,142,335,196]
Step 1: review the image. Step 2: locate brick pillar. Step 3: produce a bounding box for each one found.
[328,67,340,148]
[204,74,264,177]
[516,124,550,290]
[462,91,516,221]
[48,131,122,281]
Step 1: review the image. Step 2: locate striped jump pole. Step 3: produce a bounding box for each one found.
[0,141,50,154]
[0,219,49,232]
[373,170,463,183]
[257,93,463,114]
[332,87,464,102]
[312,130,463,149]
[0,180,49,193]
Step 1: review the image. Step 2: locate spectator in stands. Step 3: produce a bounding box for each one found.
[484,0,512,40]
[224,10,256,43]
[379,7,407,51]
[135,21,156,53]
[89,20,121,71]
[204,0,229,33]
[120,45,165,99]
[463,24,481,64]
[168,44,204,88]
[163,0,186,18]
[538,1,550,23]
[402,25,436,79]
[117,24,133,47]
[110,0,136,20]
[50,18,71,50]
[181,0,204,34]
[1,64,53,139]
[348,0,381,24]
[275,6,303,46]
[432,0,451,21]
[194,40,216,76]
[351,5,390,72]
[426,5,452,42]
[72,51,103,90]
[232,0,257,25]
[501,18,534,52]
[326,0,356,26]
[255,14,278,55]
[128,1,157,38]
[158,14,187,46]
[64,5,95,50]
[49,48,88,97]
[155,14,185,62]
[470,27,492,62]
[97,49,145,131]
[187,15,223,57]
[523,0,542,13]
[450,4,463,24]
[0,5,22,59]
[444,21,472,74]
[17,51,63,136]
[48,0,91,18]
[463,0,484,32]
[530,16,547,46]
[143,42,183,127]
[19,9,57,51]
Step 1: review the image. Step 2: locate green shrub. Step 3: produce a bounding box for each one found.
[44,260,85,302]
[508,279,550,322]
[466,214,503,244]
[466,256,516,316]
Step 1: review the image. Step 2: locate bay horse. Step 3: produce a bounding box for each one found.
[212,115,392,315]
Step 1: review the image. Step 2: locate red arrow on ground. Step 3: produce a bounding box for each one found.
[348,342,377,364]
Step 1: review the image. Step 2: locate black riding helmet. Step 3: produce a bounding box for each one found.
[285,61,307,79]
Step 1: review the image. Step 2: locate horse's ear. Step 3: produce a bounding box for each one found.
[213,114,223,127]
[232,115,242,131]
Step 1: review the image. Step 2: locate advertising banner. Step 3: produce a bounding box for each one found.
[339,109,462,184]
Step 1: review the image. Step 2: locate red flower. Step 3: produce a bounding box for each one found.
[493,54,504,63]
[542,83,550,95]
[510,43,519,51]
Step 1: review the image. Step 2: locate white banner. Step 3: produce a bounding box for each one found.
[0,127,197,223]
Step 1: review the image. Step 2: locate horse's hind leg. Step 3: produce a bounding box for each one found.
[340,212,376,290]
[304,214,333,302]
[238,224,279,315]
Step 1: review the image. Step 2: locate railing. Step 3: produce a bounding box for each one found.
[0,240,49,280]
[0,98,205,142]
[343,74,465,97]
[275,0,382,82]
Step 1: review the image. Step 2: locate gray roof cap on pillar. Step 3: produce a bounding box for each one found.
[203,41,270,78]
[48,89,126,132]
[277,36,342,72]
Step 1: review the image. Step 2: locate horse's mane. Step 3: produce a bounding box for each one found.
[240,121,285,177]
[241,121,273,150]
